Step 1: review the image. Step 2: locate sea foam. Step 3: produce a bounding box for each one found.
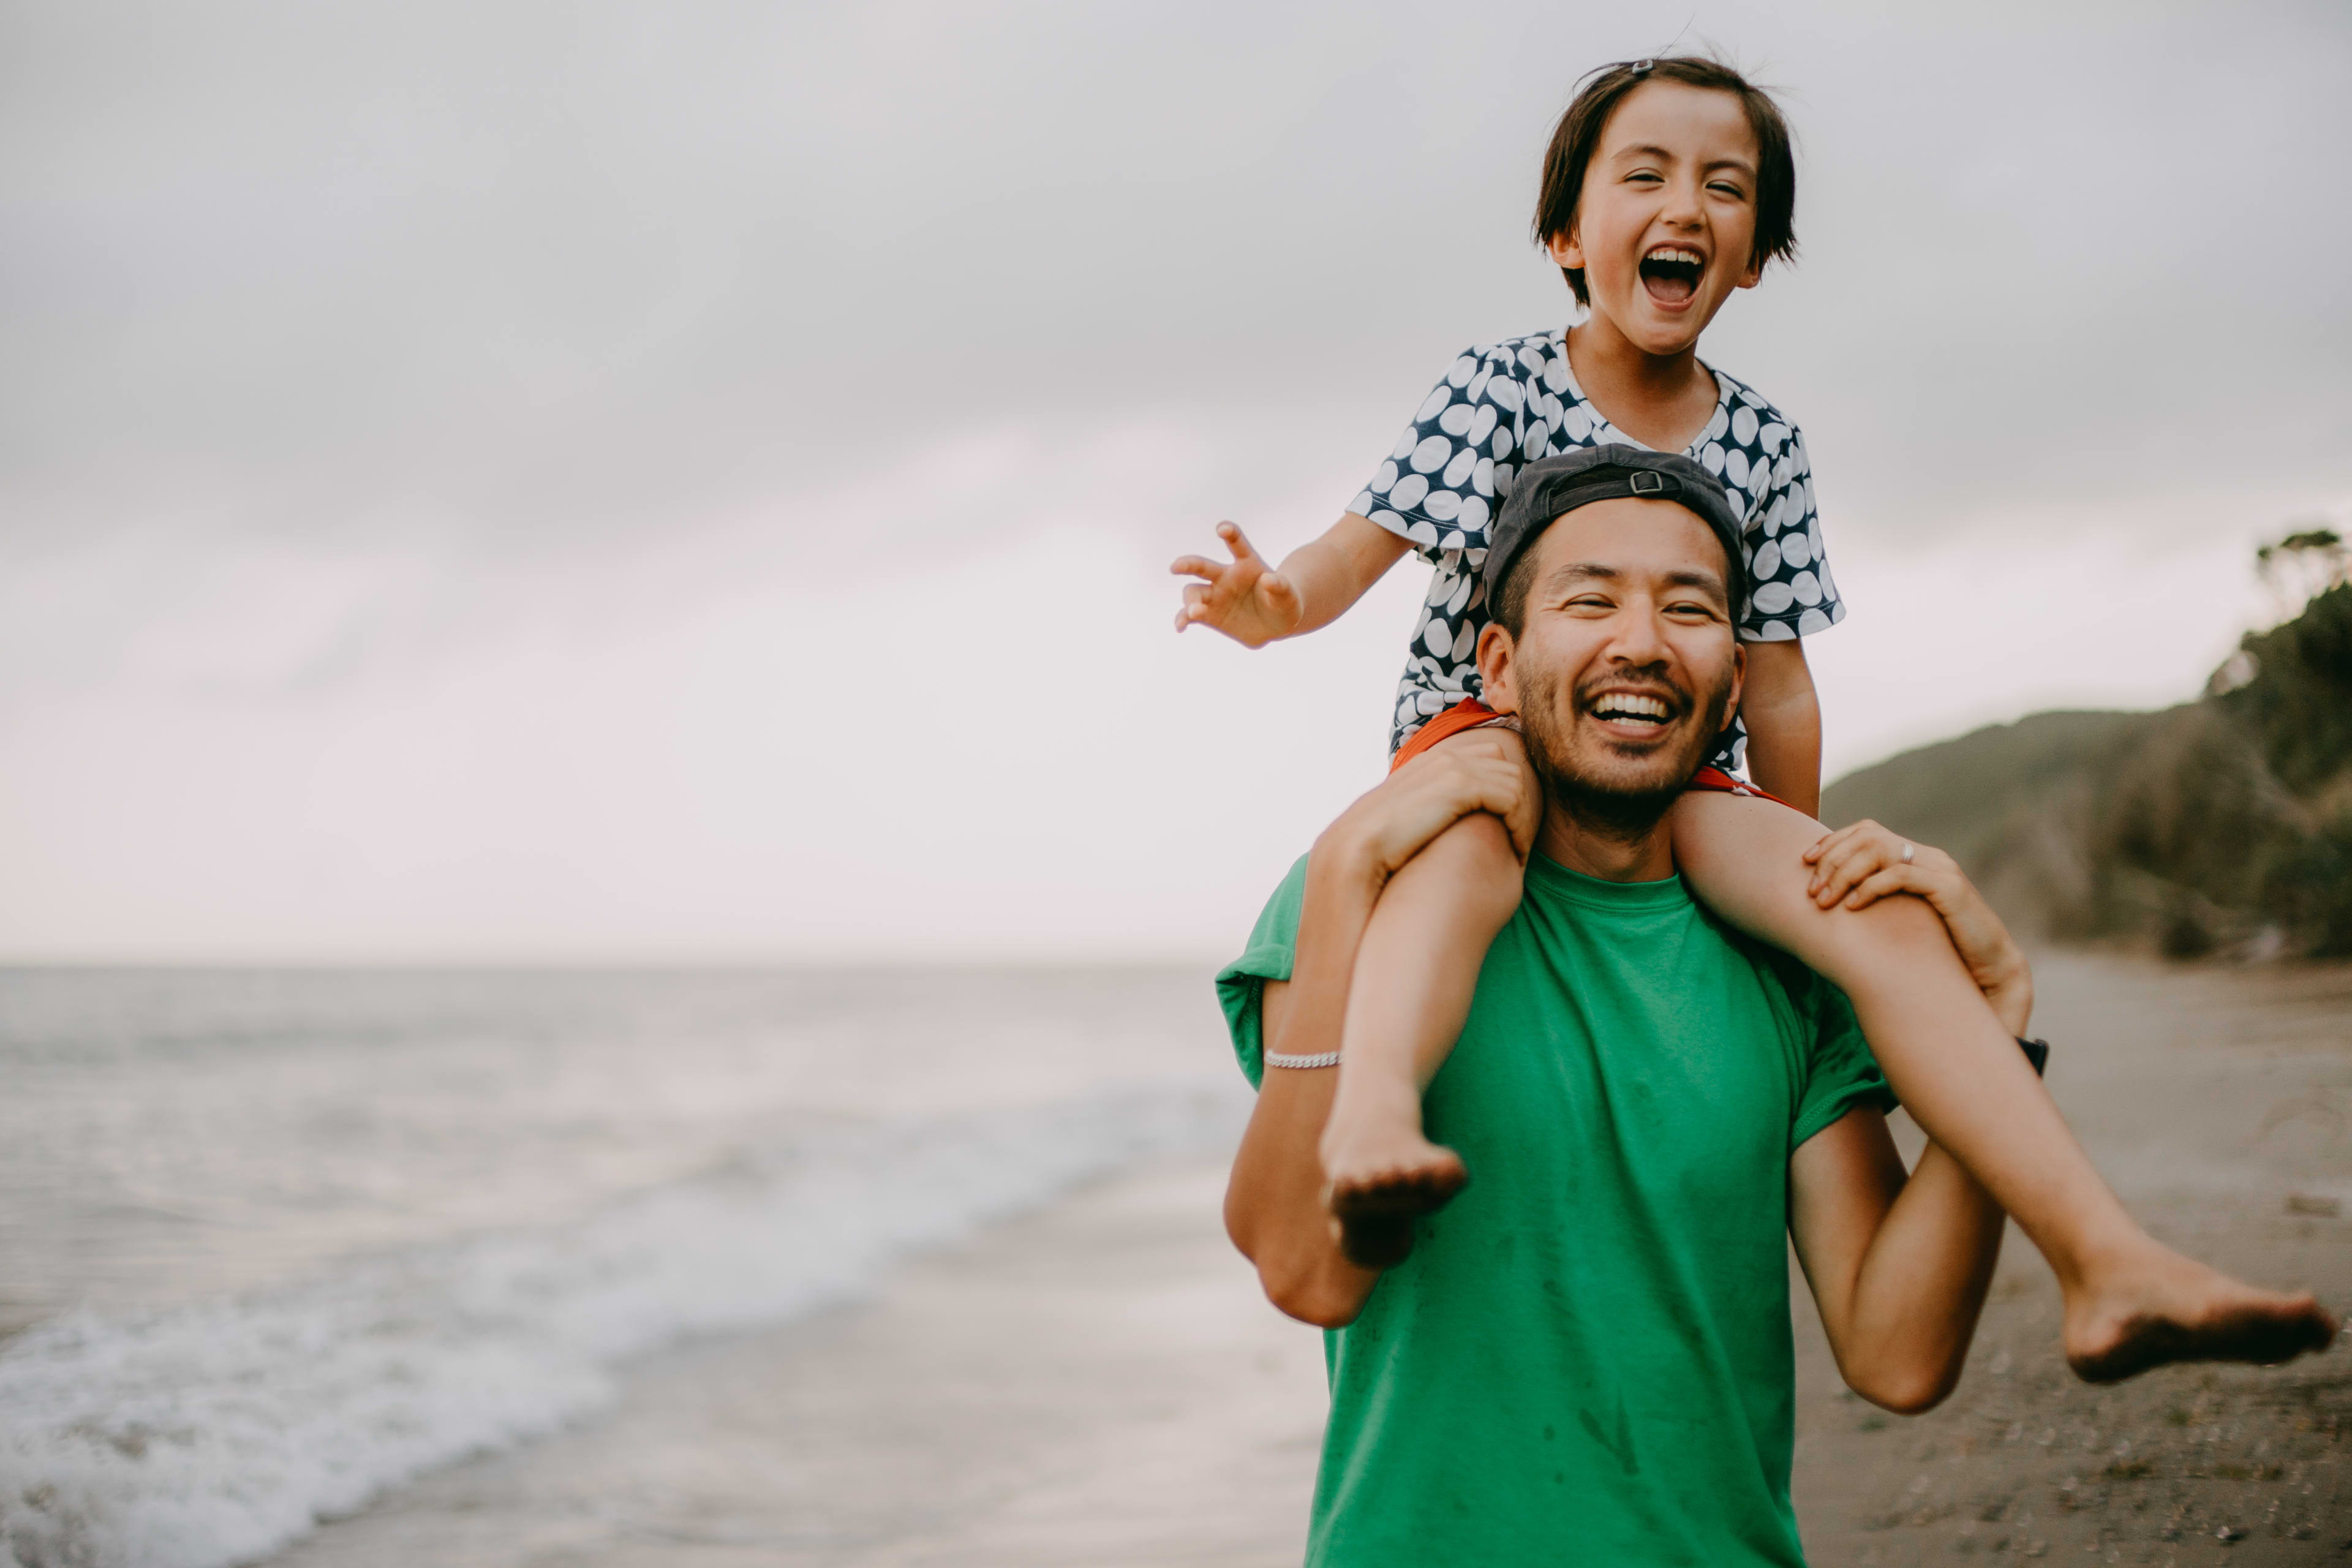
[0,1083,1245,1568]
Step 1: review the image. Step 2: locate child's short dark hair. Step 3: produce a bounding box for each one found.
[1532,56,1798,307]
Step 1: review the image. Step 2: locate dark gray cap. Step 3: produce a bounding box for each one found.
[1483,446,1748,617]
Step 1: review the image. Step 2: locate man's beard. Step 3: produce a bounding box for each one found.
[1517,658,1738,844]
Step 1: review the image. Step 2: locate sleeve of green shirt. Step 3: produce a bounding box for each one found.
[1212,854,1310,1092]
[1789,970,1899,1150]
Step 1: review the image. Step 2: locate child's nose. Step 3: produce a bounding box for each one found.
[1660,176,1706,226]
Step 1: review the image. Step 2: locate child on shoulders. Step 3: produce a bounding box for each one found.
[1175,54,2333,1384]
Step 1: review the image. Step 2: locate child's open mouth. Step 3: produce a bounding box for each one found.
[1638,246,1705,306]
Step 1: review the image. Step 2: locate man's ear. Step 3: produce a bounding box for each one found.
[1545,227,1584,273]
[1477,622,1521,714]
[1725,639,1746,719]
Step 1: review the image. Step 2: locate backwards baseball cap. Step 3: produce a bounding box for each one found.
[1482,446,1748,619]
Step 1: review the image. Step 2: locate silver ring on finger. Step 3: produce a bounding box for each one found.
[1899,841,1915,864]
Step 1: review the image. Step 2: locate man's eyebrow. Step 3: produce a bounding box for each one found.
[1546,562,1728,605]
[1662,567,1730,606]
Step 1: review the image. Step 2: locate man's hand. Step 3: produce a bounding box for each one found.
[1172,522,1304,647]
[1804,821,2032,1036]
[1320,733,1537,890]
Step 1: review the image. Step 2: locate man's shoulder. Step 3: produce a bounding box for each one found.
[1221,854,1310,978]
[1679,910,1876,1126]
[1687,899,1833,1021]
[1213,854,1313,1090]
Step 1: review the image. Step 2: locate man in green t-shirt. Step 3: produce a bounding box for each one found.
[1217,454,2028,1564]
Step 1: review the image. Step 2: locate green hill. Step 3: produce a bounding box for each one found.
[1821,579,2352,959]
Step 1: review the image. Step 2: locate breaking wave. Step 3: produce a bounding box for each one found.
[0,1084,1245,1568]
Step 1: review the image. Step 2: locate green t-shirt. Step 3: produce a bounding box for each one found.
[1216,853,1893,1567]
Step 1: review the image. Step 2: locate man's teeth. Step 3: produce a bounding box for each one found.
[1594,694,1671,723]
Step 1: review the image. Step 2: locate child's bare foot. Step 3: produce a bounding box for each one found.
[1320,1121,1469,1270]
[2064,1245,2339,1384]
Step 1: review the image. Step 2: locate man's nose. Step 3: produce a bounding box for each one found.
[1602,604,1674,666]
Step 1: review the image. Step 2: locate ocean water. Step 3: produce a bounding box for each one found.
[0,967,1246,1568]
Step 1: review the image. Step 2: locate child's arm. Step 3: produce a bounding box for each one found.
[1736,638,1823,816]
[1172,513,1411,647]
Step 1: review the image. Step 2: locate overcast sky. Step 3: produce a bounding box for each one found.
[2,0,2347,961]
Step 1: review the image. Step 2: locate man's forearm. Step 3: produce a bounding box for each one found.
[1223,840,1382,1325]
[1833,1145,2007,1413]
[1224,741,1532,1324]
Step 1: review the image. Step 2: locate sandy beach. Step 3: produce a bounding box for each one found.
[265,1157,1324,1567]
[1790,953,2352,1564]
[269,951,2352,1566]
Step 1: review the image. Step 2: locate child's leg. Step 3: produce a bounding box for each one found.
[1317,725,1536,1270]
[1673,789,2336,1383]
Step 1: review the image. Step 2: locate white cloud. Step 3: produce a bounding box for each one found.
[2,0,2346,958]
[0,424,1419,960]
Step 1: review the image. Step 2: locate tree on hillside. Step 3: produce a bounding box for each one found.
[1826,526,2352,959]
[2256,526,2348,621]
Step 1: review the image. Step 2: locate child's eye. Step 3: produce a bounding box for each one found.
[1707,181,1748,200]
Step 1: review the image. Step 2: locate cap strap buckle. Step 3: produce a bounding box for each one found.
[1628,470,1668,494]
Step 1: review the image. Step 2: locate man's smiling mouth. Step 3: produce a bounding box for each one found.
[1638,244,1704,306]
[1586,690,1678,728]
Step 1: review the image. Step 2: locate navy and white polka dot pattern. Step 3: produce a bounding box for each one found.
[1352,328,1845,769]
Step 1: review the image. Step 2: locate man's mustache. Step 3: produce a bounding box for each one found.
[1571,669,1694,719]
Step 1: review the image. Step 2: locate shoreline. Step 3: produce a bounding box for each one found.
[265,1156,1326,1568]
[266,952,2352,1566]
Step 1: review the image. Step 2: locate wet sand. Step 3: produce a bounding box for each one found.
[266,1158,1325,1568]
[1791,954,2352,1564]
[272,953,2352,1566]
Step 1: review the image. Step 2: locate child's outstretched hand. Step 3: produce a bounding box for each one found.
[1172,523,1303,647]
